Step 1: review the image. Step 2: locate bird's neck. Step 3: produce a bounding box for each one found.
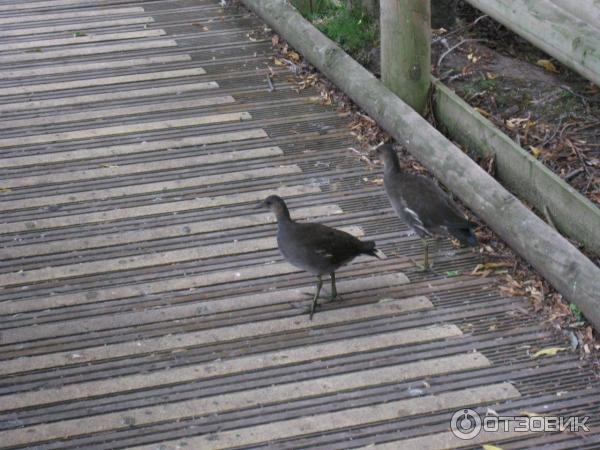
[274,206,292,223]
[384,162,401,176]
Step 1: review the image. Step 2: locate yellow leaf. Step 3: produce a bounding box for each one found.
[474,107,491,118]
[288,51,301,62]
[486,72,497,80]
[273,58,286,66]
[533,347,568,358]
[483,445,504,450]
[0,187,11,193]
[529,146,542,158]
[536,59,559,73]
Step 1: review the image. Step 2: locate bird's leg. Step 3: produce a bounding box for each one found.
[408,239,435,273]
[329,272,341,302]
[423,239,431,270]
[309,275,323,320]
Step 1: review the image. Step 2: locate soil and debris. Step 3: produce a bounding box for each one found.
[232,1,600,372]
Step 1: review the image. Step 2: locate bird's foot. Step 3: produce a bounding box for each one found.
[330,293,343,302]
[407,257,439,275]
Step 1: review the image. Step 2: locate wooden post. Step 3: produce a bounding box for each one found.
[380,0,431,114]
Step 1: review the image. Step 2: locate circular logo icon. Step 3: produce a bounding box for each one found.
[450,408,482,440]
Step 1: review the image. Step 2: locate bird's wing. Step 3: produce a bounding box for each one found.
[292,222,363,260]
[401,174,470,229]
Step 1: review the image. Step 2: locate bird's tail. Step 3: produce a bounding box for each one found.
[450,223,478,247]
[361,240,387,259]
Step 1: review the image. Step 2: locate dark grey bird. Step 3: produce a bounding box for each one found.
[376,144,477,270]
[260,195,386,319]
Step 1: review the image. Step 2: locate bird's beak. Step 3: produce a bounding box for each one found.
[254,200,265,210]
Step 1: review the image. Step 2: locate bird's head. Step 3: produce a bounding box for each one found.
[258,195,291,220]
[376,143,401,172]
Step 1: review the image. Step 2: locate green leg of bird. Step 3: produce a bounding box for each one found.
[330,271,338,302]
[408,239,439,273]
[309,275,323,320]
[423,240,431,269]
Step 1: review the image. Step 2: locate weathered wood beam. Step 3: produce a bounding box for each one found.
[380,0,431,114]
[241,0,600,329]
[464,0,600,87]
[432,80,600,257]
[549,0,600,32]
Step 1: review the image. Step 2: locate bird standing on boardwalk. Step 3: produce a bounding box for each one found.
[260,195,386,319]
[377,144,477,270]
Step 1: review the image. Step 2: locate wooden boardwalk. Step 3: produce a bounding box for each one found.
[0,1,598,448]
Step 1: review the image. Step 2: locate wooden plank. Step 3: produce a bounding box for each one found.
[0,261,298,315]
[0,55,190,79]
[0,0,133,12]
[0,220,341,285]
[127,383,519,450]
[0,95,236,131]
[0,29,166,51]
[0,67,207,96]
[0,183,314,234]
[0,129,267,168]
[0,295,428,376]
[3,203,340,258]
[0,354,496,447]
[0,163,295,212]
[5,235,395,317]
[0,324,463,410]
[0,112,252,149]
[355,429,526,450]
[0,40,178,63]
[0,7,146,25]
[0,17,153,38]
[1,254,392,315]
[0,82,219,113]
[2,143,274,188]
[1,271,407,344]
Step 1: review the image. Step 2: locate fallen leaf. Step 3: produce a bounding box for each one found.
[0,187,11,193]
[532,347,568,358]
[483,445,504,450]
[529,146,542,158]
[536,59,559,73]
[72,31,87,37]
[287,51,301,62]
[474,107,491,118]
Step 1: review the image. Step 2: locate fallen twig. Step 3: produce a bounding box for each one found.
[436,39,490,70]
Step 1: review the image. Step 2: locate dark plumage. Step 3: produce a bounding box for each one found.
[260,195,385,318]
[377,144,477,269]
